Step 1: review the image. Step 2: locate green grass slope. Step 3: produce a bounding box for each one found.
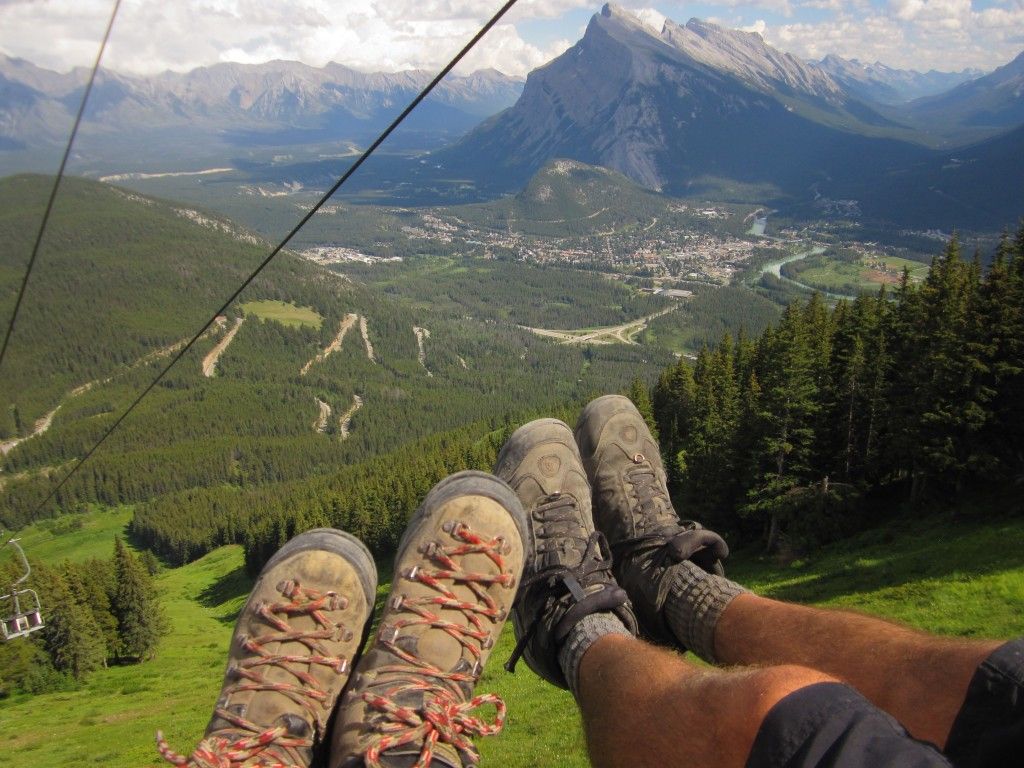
[1,508,1022,767]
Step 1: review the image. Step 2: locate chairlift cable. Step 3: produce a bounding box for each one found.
[0,0,124,374]
[28,0,522,518]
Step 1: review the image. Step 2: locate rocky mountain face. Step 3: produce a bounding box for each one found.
[439,4,926,197]
[818,55,981,105]
[663,17,843,102]
[0,55,524,157]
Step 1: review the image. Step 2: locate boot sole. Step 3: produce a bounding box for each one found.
[262,527,378,612]
[395,470,528,563]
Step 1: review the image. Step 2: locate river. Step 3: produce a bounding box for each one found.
[753,245,857,300]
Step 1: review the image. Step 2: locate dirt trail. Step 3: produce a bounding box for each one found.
[0,405,61,456]
[1,325,221,457]
[301,313,358,375]
[202,317,245,377]
[413,326,432,376]
[338,395,363,440]
[359,316,376,363]
[313,398,332,433]
[522,305,679,346]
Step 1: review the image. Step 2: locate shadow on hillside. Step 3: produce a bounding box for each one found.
[730,516,1024,605]
[198,565,253,624]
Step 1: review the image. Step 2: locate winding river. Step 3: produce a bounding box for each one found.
[755,245,856,300]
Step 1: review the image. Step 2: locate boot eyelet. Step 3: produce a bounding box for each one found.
[633,453,645,463]
[389,594,405,610]
[378,624,399,644]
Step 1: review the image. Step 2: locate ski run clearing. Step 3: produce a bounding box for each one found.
[1,329,217,456]
[360,316,376,363]
[338,395,363,440]
[413,326,432,376]
[313,398,332,433]
[202,317,245,377]
[0,405,61,456]
[301,313,358,375]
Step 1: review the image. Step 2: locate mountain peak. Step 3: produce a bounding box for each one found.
[661,15,842,100]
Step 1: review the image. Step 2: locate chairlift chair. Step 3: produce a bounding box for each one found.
[1,535,45,640]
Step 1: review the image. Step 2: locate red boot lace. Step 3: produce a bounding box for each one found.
[362,521,513,768]
[157,580,350,768]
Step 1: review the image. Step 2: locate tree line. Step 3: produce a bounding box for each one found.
[0,536,165,697]
[651,227,1024,552]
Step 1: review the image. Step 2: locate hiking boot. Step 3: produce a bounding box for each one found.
[330,470,526,768]
[494,419,637,689]
[574,395,730,645]
[157,528,377,768]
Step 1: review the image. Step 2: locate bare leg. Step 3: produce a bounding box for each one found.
[715,594,1000,748]
[576,633,835,768]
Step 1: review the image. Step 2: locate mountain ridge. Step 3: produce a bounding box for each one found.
[0,54,525,161]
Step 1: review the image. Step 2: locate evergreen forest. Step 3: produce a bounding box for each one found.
[652,228,1024,553]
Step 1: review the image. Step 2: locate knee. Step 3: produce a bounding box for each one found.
[748,664,840,722]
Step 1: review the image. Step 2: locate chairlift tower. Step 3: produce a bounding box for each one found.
[1,534,44,640]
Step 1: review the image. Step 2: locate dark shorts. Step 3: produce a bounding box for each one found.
[746,638,1024,768]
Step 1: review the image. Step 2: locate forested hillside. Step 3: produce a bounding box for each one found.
[1,176,672,547]
[653,227,1024,551]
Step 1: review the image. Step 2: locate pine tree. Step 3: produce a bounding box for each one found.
[627,377,658,439]
[744,302,820,551]
[111,537,164,661]
[34,565,105,679]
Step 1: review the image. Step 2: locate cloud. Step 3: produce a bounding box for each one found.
[631,7,668,31]
[0,0,581,76]
[2,0,1021,79]
[764,1,1023,72]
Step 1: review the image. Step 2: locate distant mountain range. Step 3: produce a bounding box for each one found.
[439,4,1023,230]
[817,55,981,105]
[0,56,523,161]
[2,3,1022,231]
[906,50,1024,132]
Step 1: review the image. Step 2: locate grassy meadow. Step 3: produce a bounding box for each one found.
[0,507,1021,767]
[240,299,324,329]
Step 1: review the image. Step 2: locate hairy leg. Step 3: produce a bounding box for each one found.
[576,633,835,768]
[714,594,1000,748]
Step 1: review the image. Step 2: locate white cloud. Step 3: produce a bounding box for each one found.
[1,0,1021,79]
[763,3,1023,72]
[0,0,581,77]
[630,7,668,31]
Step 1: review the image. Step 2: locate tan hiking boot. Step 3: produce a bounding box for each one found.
[493,418,636,689]
[330,471,526,768]
[575,395,729,645]
[157,528,377,768]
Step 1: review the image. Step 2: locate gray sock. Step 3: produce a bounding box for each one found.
[663,560,747,663]
[557,612,632,698]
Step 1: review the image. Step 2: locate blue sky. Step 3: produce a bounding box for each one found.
[1,1,1022,78]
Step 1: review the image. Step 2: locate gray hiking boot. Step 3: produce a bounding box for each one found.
[157,528,377,768]
[494,419,637,689]
[574,395,730,646]
[329,471,526,768]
